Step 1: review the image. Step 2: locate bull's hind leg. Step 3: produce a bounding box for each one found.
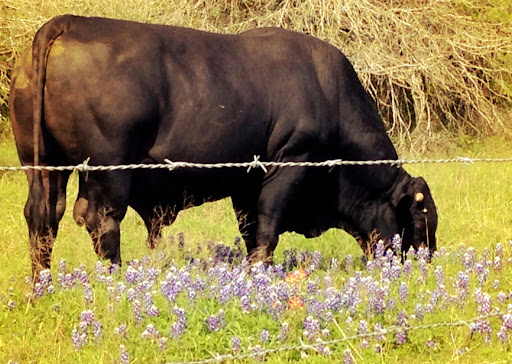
[24,170,70,278]
[81,171,131,265]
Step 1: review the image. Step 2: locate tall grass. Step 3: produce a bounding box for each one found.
[1,0,512,146]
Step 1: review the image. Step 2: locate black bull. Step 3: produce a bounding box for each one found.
[9,15,438,277]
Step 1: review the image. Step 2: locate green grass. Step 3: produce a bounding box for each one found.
[1,137,512,362]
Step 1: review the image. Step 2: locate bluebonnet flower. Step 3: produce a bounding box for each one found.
[311,251,322,270]
[141,324,160,339]
[259,329,269,343]
[315,338,332,355]
[496,243,503,258]
[71,327,87,350]
[92,321,102,340]
[417,246,430,261]
[426,339,437,349]
[273,322,288,343]
[132,299,143,323]
[251,345,264,362]
[392,234,402,252]
[434,266,444,285]
[120,344,129,364]
[406,246,416,260]
[71,310,102,349]
[399,282,408,303]
[58,258,67,274]
[240,295,251,314]
[33,283,44,299]
[114,324,127,338]
[83,283,94,304]
[170,306,187,338]
[494,257,502,272]
[369,285,387,314]
[358,320,369,335]
[471,289,493,342]
[231,336,241,352]
[375,240,385,260]
[395,328,407,344]
[206,310,225,332]
[498,291,508,303]
[159,337,168,351]
[39,269,52,289]
[343,348,354,364]
[303,315,321,341]
[403,259,413,276]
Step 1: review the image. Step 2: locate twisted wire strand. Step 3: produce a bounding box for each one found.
[1,156,512,173]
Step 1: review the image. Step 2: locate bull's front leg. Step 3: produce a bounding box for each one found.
[251,161,308,264]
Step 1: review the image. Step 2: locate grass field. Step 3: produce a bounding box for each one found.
[1,137,512,363]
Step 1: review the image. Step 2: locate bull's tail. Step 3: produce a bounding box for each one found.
[31,15,73,166]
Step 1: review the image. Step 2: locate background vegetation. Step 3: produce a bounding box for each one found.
[1,0,512,149]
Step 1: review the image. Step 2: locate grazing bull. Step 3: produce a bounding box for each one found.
[9,15,438,277]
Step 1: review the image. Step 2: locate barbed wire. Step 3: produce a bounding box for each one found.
[1,155,512,174]
[163,312,502,364]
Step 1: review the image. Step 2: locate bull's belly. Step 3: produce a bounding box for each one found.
[129,168,261,212]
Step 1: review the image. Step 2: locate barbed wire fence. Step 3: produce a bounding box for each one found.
[1,155,512,174]
[162,312,503,364]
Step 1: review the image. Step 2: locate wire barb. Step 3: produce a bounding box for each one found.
[247,155,267,173]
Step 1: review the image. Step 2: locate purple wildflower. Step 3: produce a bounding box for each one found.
[231,336,241,352]
[7,300,16,310]
[426,339,437,348]
[396,328,407,344]
[39,269,52,289]
[399,282,408,303]
[132,299,143,323]
[83,283,94,304]
[206,310,225,332]
[120,344,129,364]
[494,257,502,272]
[142,324,160,339]
[71,328,87,350]
[159,337,168,351]
[392,234,402,252]
[259,329,269,343]
[316,338,332,355]
[251,345,264,362]
[33,283,43,299]
[114,324,127,338]
[58,258,67,274]
[343,348,354,364]
[277,322,289,342]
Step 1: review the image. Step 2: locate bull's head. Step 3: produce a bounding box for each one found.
[391,176,438,256]
[349,174,438,258]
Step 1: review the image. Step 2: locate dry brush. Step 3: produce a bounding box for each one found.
[1,0,511,147]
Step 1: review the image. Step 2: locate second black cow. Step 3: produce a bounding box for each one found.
[9,15,438,276]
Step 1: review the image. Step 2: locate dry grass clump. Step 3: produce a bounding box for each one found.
[1,0,511,147]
